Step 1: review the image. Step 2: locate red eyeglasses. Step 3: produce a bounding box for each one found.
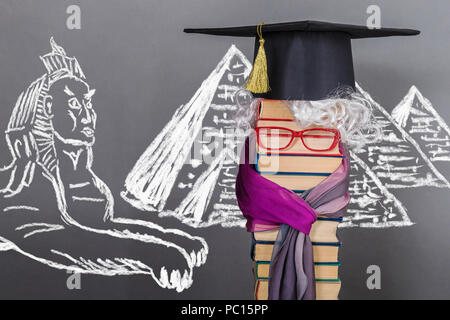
[255,127,341,152]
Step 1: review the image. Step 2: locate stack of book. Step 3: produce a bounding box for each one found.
[251,99,344,300]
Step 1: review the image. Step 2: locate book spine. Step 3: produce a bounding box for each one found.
[255,152,344,175]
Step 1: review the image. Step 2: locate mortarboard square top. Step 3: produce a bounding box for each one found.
[184,20,420,38]
[185,20,420,100]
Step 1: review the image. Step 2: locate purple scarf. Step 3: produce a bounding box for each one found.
[236,136,350,299]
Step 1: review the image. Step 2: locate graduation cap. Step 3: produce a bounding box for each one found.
[185,20,420,100]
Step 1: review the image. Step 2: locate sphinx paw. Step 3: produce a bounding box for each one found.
[159,267,193,292]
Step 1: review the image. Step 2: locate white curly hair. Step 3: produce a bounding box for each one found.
[234,87,382,148]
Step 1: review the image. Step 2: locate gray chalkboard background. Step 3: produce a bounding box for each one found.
[0,0,449,299]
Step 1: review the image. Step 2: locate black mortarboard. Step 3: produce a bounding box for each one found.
[185,20,420,100]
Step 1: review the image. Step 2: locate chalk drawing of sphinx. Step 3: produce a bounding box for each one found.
[0,38,208,292]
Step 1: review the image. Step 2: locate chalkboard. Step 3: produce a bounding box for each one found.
[0,0,449,299]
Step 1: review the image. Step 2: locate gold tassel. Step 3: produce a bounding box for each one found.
[245,23,270,93]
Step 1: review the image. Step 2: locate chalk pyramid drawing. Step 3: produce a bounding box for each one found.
[344,84,450,227]
[122,45,252,227]
[354,83,450,189]
[392,86,450,162]
[343,151,413,228]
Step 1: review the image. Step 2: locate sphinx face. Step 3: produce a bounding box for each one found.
[48,77,97,146]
